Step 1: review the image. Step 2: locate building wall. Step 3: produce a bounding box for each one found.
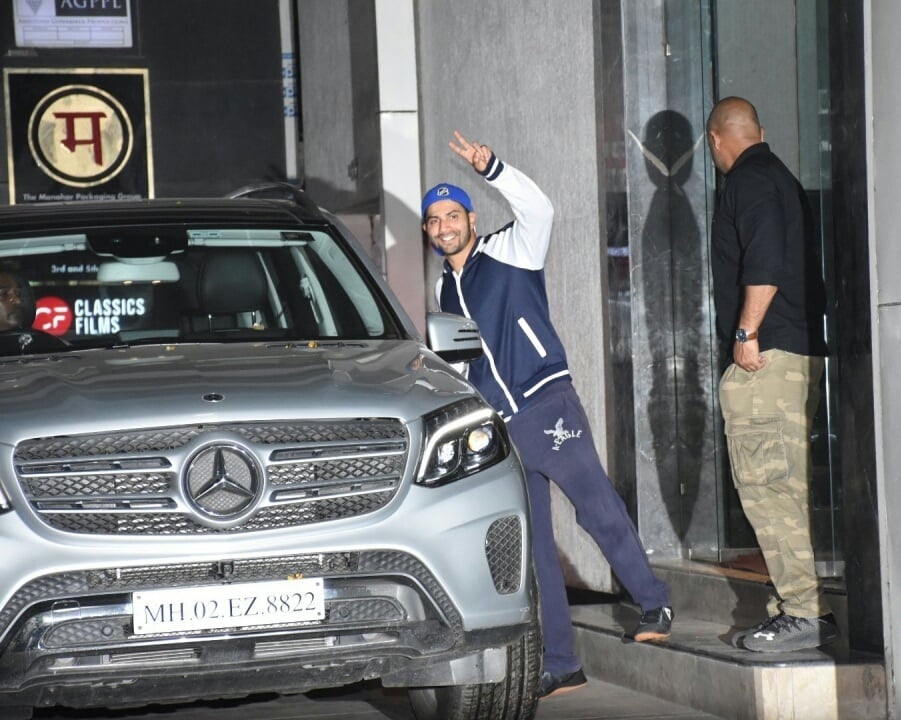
[297,0,381,214]
[866,0,901,714]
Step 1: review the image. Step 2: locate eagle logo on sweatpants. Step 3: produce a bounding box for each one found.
[544,417,583,451]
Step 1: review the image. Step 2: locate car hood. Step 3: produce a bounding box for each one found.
[0,340,477,442]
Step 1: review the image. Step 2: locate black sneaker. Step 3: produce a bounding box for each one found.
[537,668,587,699]
[740,612,839,653]
[634,606,673,642]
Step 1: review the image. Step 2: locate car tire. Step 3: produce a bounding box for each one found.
[407,619,541,720]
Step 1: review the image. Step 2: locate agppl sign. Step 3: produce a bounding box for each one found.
[13,0,133,48]
[56,0,129,16]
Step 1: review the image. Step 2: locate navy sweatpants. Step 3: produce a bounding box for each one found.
[507,380,669,675]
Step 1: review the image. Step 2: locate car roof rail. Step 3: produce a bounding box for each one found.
[225,181,322,216]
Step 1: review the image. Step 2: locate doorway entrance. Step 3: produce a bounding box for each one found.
[603,0,850,581]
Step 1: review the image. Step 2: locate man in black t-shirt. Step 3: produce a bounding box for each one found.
[707,96,837,653]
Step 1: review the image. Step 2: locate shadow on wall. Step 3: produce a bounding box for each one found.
[640,109,707,542]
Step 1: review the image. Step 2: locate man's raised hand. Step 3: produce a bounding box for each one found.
[450,131,492,173]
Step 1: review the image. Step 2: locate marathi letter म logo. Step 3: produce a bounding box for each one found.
[28,84,134,187]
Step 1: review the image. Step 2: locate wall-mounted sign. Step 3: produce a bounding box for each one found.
[3,68,154,203]
[13,0,133,49]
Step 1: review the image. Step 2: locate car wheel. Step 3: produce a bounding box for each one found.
[407,621,541,720]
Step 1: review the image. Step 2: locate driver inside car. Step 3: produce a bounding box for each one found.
[0,272,26,332]
[0,270,70,354]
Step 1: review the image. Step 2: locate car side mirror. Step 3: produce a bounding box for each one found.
[426,312,483,364]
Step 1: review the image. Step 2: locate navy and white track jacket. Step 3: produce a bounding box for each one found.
[436,154,570,419]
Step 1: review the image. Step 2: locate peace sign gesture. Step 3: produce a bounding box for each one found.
[449,130,492,173]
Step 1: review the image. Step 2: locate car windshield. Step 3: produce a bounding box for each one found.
[0,225,404,355]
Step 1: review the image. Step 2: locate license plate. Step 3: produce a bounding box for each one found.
[132,578,325,635]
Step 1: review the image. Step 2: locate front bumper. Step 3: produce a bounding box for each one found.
[4,625,527,712]
[0,548,534,711]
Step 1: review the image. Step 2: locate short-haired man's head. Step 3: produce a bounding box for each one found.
[706,96,764,174]
[706,96,761,134]
[0,272,24,332]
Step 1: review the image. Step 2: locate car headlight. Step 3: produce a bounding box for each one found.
[417,397,510,487]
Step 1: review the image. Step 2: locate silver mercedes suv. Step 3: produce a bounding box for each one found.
[0,189,539,720]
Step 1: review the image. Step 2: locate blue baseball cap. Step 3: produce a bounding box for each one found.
[421,183,473,219]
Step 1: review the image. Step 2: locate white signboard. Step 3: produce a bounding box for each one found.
[13,0,133,49]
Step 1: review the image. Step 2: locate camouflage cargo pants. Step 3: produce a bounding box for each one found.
[719,349,829,618]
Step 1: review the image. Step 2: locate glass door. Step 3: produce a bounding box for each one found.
[602,0,844,577]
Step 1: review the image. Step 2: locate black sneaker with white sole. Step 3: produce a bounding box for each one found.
[634,606,673,642]
[740,612,839,653]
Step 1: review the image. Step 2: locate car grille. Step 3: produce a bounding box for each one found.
[14,420,408,535]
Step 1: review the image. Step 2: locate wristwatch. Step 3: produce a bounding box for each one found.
[735,328,758,343]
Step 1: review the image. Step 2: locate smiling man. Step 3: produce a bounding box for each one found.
[421,183,476,266]
[423,131,673,699]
